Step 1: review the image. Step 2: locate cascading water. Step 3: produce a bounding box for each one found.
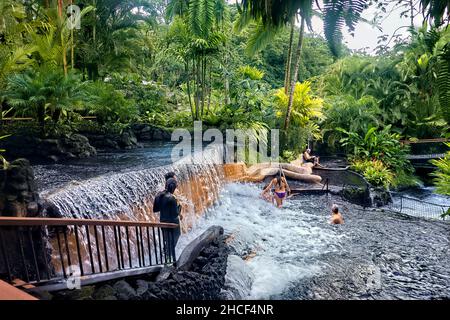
[37,144,450,299]
[45,147,225,230]
[178,183,450,300]
[42,147,226,274]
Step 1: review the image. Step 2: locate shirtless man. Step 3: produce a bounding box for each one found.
[303,148,320,167]
[330,204,344,224]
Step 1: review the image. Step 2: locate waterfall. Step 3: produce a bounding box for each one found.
[45,147,225,231]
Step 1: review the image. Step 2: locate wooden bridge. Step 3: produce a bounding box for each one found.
[0,216,178,299]
[400,138,449,165]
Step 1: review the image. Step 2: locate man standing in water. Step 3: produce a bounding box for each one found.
[154,177,181,264]
[330,204,344,224]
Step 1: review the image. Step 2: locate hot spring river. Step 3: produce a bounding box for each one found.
[180,183,450,300]
[33,146,450,300]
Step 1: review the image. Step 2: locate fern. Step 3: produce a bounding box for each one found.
[420,0,450,26]
[323,0,367,56]
[437,43,450,124]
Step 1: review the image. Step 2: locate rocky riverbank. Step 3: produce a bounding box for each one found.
[50,232,229,300]
[1,124,172,164]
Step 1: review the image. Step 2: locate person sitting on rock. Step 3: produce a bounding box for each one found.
[303,148,320,167]
[330,204,344,224]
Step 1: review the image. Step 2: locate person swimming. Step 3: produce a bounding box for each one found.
[262,170,290,208]
[330,204,344,224]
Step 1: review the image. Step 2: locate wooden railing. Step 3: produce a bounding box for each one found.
[0,217,178,292]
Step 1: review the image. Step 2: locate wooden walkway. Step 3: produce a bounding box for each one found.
[407,153,446,160]
[0,280,37,300]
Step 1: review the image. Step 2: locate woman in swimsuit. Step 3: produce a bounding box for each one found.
[262,170,290,208]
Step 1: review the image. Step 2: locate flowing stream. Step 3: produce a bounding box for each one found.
[34,145,450,300]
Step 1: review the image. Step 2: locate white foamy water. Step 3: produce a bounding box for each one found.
[177,183,345,299]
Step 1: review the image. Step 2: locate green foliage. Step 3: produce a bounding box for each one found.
[238,65,264,80]
[430,143,450,196]
[340,126,414,188]
[281,150,297,162]
[144,110,193,128]
[274,81,323,151]
[0,134,10,169]
[321,94,381,147]
[351,159,394,188]
[84,82,138,124]
[5,66,86,131]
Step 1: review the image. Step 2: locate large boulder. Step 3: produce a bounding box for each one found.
[0,158,40,217]
[61,134,97,158]
[118,130,138,149]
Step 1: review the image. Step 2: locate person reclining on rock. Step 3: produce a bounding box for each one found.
[303,148,320,167]
[330,204,344,224]
[261,170,290,208]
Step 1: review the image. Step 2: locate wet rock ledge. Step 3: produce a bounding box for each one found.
[51,227,229,300]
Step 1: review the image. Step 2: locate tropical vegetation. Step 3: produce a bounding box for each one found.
[0,0,449,190]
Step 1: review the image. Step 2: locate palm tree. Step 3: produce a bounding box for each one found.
[167,0,228,120]
[4,66,85,134]
[0,0,37,127]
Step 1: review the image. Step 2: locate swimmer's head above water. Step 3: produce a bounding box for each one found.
[331,204,339,214]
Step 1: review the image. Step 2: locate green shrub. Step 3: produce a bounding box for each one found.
[431,143,450,196]
[85,82,138,124]
[351,159,394,188]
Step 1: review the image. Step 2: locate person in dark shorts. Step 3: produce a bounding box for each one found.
[153,171,176,213]
[153,177,181,263]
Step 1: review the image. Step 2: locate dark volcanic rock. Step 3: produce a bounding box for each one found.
[53,234,229,300]
[1,134,96,163]
[0,158,40,217]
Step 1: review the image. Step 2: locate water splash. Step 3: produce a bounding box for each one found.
[45,147,225,229]
[177,183,342,299]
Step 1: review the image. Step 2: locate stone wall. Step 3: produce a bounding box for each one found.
[51,234,229,300]
[0,158,40,217]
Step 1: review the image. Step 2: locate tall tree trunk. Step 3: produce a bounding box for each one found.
[57,0,63,18]
[409,0,414,28]
[58,0,68,76]
[0,99,4,131]
[284,16,305,131]
[207,65,212,114]
[284,17,295,94]
[186,61,195,121]
[37,103,46,136]
[201,55,206,118]
[70,0,74,70]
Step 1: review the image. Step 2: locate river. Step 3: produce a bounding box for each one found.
[32,144,450,300]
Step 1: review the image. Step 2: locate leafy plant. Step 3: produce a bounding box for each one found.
[0,134,10,169]
[351,159,394,188]
[430,143,450,196]
[340,126,414,188]
[84,82,138,125]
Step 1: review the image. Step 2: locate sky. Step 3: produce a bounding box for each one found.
[310,1,423,53]
[227,0,423,53]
